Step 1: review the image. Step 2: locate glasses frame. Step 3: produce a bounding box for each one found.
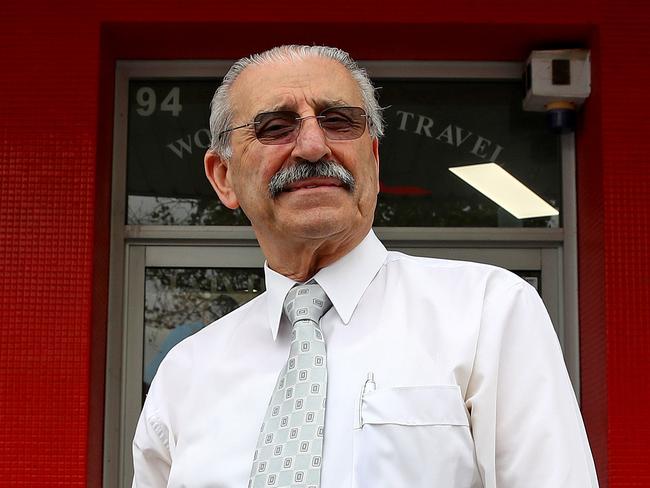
[218,106,369,144]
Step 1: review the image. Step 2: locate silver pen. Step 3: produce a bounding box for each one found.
[362,372,376,395]
[358,372,376,428]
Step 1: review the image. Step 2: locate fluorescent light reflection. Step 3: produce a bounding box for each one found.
[449,163,559,219]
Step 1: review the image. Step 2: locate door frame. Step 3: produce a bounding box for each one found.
[105,60,578,488]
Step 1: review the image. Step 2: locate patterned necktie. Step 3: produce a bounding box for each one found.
[249,283,332,488]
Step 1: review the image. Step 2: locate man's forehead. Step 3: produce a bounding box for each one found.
[265,96,350,113]
[229,57,363,119]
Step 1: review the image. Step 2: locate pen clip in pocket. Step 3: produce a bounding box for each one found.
[355,372,376,429]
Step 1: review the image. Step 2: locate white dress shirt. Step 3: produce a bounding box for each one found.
[133,230,599,487]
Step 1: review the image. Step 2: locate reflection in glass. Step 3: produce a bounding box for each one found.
[142,267,264,396]
[373,80,561,227]
[128,196,250,226]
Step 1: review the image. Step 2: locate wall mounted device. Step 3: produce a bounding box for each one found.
[523,49,591,134]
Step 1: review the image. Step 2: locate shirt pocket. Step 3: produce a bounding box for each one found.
[352,384,483,488]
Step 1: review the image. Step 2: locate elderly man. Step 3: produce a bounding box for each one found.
[132,45,598,487]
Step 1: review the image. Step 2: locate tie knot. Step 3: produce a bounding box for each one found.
[283,283,332,326]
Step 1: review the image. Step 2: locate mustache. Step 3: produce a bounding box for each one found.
[268,159,356,197]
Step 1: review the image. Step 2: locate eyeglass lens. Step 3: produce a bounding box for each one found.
[253,107,367,145]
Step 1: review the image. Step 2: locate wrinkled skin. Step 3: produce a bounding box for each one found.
[204,57,380,281]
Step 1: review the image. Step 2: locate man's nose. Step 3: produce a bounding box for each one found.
[290,117,332,162]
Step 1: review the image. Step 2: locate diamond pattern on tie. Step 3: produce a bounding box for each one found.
[249,283,332,488]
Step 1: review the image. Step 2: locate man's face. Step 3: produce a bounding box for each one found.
[206,56,380,245]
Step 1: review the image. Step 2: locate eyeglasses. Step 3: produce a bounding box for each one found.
[219,106,368,145]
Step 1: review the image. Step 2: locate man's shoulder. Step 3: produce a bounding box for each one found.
[159,292,267,364]
[385,250,522,285]
[382,250,534,305]
[144,293,268,411]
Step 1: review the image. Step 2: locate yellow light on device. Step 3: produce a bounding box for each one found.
[449,162,559,219]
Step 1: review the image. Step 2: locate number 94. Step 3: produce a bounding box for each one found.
[136,87,182,117]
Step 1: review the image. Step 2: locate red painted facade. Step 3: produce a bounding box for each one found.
[1,1,648,486]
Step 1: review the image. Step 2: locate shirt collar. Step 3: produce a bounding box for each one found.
[263,230,388,341]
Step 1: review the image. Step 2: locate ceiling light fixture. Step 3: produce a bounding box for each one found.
[449,162,559,219]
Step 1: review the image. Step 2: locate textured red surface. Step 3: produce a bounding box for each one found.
[598,4,650,486]
[1,0,649,486]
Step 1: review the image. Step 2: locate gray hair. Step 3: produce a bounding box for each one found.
[268,159,355,197]
[208,45,384,159]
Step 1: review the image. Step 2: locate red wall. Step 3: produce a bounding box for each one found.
[1,1,648,486]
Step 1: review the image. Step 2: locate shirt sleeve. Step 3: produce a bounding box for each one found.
[465,280,599,487]
[131,330,195,487]
[132,398,172,488]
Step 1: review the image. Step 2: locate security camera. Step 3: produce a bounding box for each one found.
[523,49,591,134]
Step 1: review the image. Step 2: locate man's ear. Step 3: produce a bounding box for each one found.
[204,150,240,209]
[372,137,380,193]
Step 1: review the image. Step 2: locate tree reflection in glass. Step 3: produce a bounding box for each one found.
[142,267,264,397]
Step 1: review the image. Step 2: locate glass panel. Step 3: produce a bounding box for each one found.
[143,267,264,397]
[375,80,561,228]
[126,77,561,228]
[127,79,249,226]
